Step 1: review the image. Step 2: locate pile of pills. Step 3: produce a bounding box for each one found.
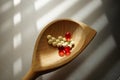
[47,32,75,57]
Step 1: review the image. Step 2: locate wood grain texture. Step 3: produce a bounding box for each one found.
[23,19,96,80]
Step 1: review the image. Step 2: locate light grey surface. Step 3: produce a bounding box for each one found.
[0,0,120,80]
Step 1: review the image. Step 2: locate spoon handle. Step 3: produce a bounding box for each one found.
[22,69,39,80]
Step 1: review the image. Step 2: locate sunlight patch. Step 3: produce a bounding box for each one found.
[34,0,50,11]
[13,0,21,6]
[13,58,22,76]
[36,0,79,31]
[13,33,22,48]
[13,12,21,25]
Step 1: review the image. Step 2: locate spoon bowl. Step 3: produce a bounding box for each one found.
[23,19,96,80]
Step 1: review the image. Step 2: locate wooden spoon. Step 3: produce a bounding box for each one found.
[23,19,96,80]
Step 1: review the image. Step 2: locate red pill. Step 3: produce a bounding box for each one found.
[58,46,65,57]
[64,46,70,52]
[65,32,71,41]
[65,52,71,56]
[64,46,71,56]
[59,50,65,57]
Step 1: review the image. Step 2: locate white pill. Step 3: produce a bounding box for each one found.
[57,43,62,47]
[70,42,75,47]
[70,41,75,45]
[65,42,69,45]
[48,39,53,44]
[52,42,57,47]
[56,39,60,43]
[62,42,68,47]
[62,38,66,41]
[62,43,66,47]
[68,44,72,48]
[47,35,52,39]
[60,41,64,44]
[58,36,63,40]
[51,37,56,41]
